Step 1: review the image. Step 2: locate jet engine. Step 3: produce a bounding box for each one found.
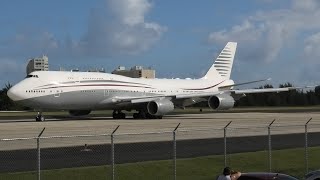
[208,94,235,110]
[69,110,92,116]
[147,99,174,116]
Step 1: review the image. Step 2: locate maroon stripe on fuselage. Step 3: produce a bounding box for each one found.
[35,84,154,90]
[182,80,225,90]
[36,80,149,88]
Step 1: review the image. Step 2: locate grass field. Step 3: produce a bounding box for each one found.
[1,146,319,180]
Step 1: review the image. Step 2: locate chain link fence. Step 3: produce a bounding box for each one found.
[114,132,173,180]
[307,123,320,173]
[0,119,320,180]
[227,126,269,172]
[176,128,225,179]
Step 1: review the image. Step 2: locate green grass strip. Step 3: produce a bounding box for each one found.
[1,147,319,180]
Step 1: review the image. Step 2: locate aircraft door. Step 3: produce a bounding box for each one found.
[54,90,60,97]
[73,76,80,84]
[104,89,109,96]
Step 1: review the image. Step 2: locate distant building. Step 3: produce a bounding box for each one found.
[71,68,79,72]
[88,67,106,73]
[112,66,155,78]
[26,55,49,75]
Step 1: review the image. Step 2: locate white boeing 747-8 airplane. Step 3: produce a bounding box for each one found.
[7,42,299,121]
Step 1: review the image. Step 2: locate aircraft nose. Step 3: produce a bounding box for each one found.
[7,85,23,101]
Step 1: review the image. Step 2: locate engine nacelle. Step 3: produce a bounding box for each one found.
[147,99,174,116]
[208,94,235,110]
[69,110,91,116]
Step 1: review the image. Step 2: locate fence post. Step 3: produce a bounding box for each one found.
[224,121,232,167]
[173,123,180,180]
[305,118,312,174]
[111,125,120,180]
[37,127,46,180]
[268,119,275,173]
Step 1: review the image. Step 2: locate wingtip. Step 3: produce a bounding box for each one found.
[305,85,316,88]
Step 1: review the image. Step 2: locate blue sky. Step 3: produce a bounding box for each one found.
[0,0,319,87]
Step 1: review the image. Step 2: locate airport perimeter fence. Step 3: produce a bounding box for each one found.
[0,119,320,180]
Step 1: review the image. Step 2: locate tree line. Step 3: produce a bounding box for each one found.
[235,83,320,107]
[0,82,320,111]
[193,83,320,107]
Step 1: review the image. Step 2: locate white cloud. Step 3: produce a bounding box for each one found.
[304,32,320,61]
[108,0,151,26]
[80,0,167,57]
[1,0,166,59]
[207,0,320,63]
[292,0,319,11]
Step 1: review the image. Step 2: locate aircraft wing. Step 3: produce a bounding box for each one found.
[106,93,216,104]
[218,78,271,90]
[174,86,303,98]
[231,86,308,94]
[105,86,308,105]
[231,87,292,94]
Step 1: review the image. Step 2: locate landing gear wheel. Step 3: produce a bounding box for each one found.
[146,113,160,119]
[134,110,163,119]
[112,111,117,119]
[133,113,139,119]
[120,113,126,119]
[112,110,126,119]
[139,111,146,119]
[35,114,45,122]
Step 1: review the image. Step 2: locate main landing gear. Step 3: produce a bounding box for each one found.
[112,110,126,119]
[133,111,163,119]
[112,110,162,119]
[35,111,45,122]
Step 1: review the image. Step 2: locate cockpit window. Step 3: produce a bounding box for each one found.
[25,75,39,78]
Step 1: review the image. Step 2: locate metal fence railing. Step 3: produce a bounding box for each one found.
[0,118,319,180]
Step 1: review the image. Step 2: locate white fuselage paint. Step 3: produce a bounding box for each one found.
[8,71,233,110]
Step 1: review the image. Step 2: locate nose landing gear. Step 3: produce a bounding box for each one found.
[35,112,45,122]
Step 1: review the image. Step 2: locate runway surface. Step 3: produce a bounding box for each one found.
[1,112,320,137]
[0,112,320,172]
[1,112,320,149]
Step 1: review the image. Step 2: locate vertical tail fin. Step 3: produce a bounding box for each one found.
[203,42,237,80]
